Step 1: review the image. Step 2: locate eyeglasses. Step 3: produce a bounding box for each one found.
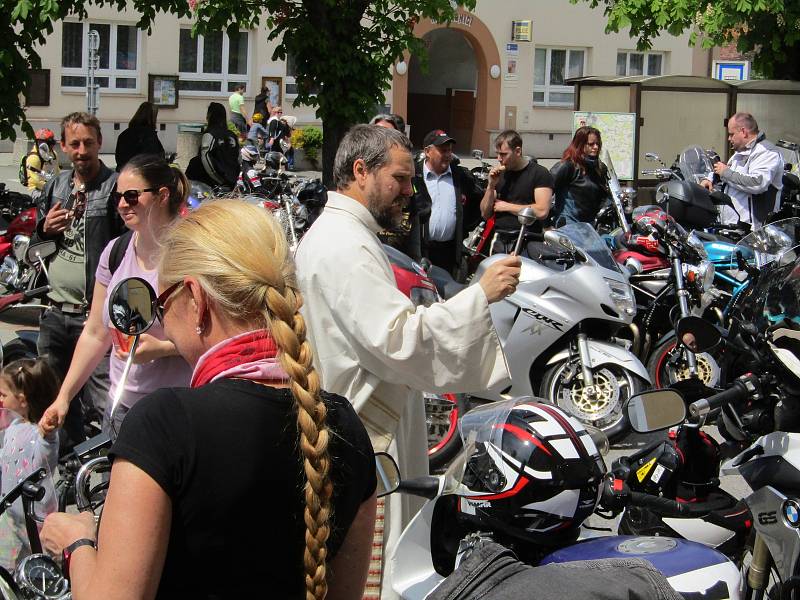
[153,281,184,324]
[111,188,158,206]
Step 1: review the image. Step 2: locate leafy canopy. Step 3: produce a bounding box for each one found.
[574,0,800,79]
[5,0,475,146]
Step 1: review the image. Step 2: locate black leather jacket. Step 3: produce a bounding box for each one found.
[32,164,123,305]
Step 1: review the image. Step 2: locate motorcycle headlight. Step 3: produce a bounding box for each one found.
[686,231,708,260]
[12,235,30,262]
[684,260,715,293]
[410,286,440,308]
[604,277,636,316]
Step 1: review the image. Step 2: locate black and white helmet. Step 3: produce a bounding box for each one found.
[456,398,605,545]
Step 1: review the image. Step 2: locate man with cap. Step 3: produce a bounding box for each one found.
[410,129,484,276]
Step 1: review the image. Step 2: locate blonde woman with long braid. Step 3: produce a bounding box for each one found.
[40,200,378,599]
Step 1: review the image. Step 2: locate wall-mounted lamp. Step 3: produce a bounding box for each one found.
[490,64,501,79]
[395,61,408,76]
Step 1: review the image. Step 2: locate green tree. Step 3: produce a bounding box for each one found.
[575,0,800,80]
[6,0,474,184]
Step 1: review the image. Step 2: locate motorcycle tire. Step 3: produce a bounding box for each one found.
[425,393,466,473]
[646,336,721,389]
[540,361,645,443]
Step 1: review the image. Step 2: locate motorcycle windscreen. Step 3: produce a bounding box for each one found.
[554,222,622,272]
[735,217,800,268]
[0,408,58,571]
[677,145,715,184]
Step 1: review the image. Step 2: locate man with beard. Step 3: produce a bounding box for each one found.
[32,112,123,448]
[295,124,519,599]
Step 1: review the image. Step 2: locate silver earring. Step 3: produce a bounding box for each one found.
[195,325,203,335]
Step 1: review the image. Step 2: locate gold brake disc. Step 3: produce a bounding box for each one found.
[567,370,619,418]
[671,353,716,385]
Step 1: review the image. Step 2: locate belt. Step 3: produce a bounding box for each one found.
[54,302,88,315]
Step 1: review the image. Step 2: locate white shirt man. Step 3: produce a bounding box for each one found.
[295,124,520,599]
[423,160,457,242]
[704,112,784,228]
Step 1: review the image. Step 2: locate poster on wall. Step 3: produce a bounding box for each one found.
[148,75,178,108]
[573,111,636,180]
[511,20,532,42]
[505,43,519,84]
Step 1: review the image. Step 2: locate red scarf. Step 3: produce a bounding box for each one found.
[190,330,285,388]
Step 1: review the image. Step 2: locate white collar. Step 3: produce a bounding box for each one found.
[325,191,382,234]
[423,161,452,179]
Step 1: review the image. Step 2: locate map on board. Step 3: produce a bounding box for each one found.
[573,112,636,180]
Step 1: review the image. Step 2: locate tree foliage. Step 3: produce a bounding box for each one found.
[5,0,474,182]
[575,0,800,80]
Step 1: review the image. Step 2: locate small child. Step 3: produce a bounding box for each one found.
[0,359,60,569]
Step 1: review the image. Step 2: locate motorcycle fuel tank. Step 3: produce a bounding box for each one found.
[541,535,741,599]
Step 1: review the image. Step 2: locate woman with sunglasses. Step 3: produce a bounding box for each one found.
[549,126,611,226]
[40,200,377,599]
[39,154,192,437]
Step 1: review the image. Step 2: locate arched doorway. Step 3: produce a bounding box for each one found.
[393,13,502,153]
[407,29,477,149]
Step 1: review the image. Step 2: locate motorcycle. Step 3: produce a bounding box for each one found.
[0,241,55,316]
[0,186,38,299]
[383,393,741,599]
[0,407,66,600]
[471,217,648,441]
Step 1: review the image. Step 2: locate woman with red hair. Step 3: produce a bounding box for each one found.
[550,126,610,225]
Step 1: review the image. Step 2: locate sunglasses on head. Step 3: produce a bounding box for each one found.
[153,280,184,324]
[111,188,158,206]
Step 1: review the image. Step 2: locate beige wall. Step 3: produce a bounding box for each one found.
[21,0,704,156]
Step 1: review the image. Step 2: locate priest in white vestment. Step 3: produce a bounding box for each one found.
[295,125,521,599]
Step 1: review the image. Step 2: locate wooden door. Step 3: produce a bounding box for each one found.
[450,90,475,151]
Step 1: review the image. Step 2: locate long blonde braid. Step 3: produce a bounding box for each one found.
[158,199,333,600]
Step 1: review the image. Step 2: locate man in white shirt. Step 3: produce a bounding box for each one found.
[413,129,484,276]
[701,112,784,227]
[295,124,519,598]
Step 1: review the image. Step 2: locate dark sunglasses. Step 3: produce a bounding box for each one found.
[153,281,184,324]
[111,188,158,206]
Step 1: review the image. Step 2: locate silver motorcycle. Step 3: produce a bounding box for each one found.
[473,221,649,440]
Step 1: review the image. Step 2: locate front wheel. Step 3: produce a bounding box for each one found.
[540,361,645,442]
[646,336,721,389]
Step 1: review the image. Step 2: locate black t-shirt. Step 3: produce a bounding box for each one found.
[494,160,554,232]
[109,379,376,599]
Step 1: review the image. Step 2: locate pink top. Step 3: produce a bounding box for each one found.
[96,234,192,408]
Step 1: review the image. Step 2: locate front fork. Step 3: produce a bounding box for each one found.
[671,254,698,375]
[745,533,771,600]
[576,333,596,395]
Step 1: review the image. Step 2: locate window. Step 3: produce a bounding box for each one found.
[534,48,585,107]
[178,28,250,94]
[284,53,320,97]
[24,70,50,106]
[60,22,140,91]
[616,51,664,76]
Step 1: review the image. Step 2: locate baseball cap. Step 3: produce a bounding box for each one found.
[423,129,456,147]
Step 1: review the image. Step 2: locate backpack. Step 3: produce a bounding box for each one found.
[109,230,134,276]
[18,151,41,187]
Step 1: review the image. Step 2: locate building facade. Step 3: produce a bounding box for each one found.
[18,1,709,157]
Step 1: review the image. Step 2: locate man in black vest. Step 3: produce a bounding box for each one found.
[480,130,553,254]
[411,129,484,276]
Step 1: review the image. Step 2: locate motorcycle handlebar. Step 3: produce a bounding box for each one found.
[687,375,758,418]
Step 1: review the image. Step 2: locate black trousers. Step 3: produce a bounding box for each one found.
[38,308,110,451]
[426,238,458,276]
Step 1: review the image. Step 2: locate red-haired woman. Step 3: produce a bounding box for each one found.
[550,126,611,225]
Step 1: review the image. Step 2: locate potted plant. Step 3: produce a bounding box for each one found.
[292,126,323,170]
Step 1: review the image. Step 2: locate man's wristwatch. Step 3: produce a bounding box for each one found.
[63,538,96,576]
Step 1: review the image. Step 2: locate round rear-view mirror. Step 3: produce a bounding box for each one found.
[108,277,157,336]
[625,389,686,433]
[375,452,401,498]
[676,316,721,353]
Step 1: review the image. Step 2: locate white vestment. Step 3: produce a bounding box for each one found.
[295,191,510,598]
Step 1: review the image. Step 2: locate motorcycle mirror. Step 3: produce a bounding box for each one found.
[625,389,686,433]
[516,206,537,227]
[375,452,401,498]
[471,149,484,160]
[25,241,57,265]
[543,229,576,253]
[676,316,721,353]
[108,277,157,336]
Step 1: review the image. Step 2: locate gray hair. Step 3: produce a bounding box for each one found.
[333,124,412,190]
[731,112,759,134]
